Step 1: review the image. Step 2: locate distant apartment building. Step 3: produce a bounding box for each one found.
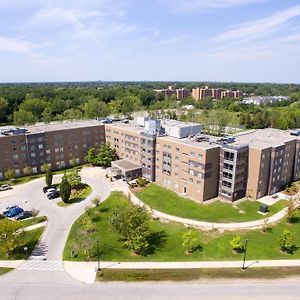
[1,118,299,204]
[155,86,190,100]
[0,121,105,179]
[192,86,242,100]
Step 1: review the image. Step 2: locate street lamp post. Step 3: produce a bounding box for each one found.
[241,239,249,271]
[24,246,28,258]
[96,240,100,271]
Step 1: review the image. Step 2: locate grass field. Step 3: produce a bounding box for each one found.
[135,183,287,223]
[64,191,300,262]
[0,268,13,276]
[57,184,92,207]
[0,227,44,260]
[97,267,300,282]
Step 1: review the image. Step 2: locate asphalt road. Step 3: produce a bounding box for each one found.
[0,172,111,260]
[1,270,300,300]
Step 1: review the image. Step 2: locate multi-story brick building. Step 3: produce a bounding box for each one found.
[1,119,299,204]
[192,86,242,100]
[0,121,105,179]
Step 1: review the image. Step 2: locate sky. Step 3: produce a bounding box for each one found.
[0,0,300,83]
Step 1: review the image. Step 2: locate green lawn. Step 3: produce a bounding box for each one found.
[0,165,85,186]
[97,267,300,282]
[0,216,47,229]
[57,184,92,207]
[0,268,13,276]
[135,184,287,223]
[0,227,45,260]
[64,191,300,262]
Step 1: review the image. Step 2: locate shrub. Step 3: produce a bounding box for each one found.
[230,236,244,253]
[279,230,296,253]
[137,177,149,187]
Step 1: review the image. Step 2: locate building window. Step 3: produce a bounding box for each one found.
[13,154,19,160]
[198,154,203,160]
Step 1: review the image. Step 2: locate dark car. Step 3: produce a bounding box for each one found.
[47,191,60,199]
[6,207,24,218]
[43,186,56,193]
[14,211,33,220]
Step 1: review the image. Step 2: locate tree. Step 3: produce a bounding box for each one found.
[230,236,244,253]
[4,169,15,181]
[287,199,297,223]
[108,205,151,255]
[65,168,81,189]
[95,144,118,168]
[279,230,296,253]
[22,166,33,176]
[85,147,97,165]
[182,230,201,254]
[0,219,24,257]
[59,173,71,203]
[0,97,8,122]
[83,98,109,118]
[19,98,48,119]
[120,96,142,115]
[45,169,53,187]
[14,109,37,125]
[41,163,50,173]
[92,197,100,207]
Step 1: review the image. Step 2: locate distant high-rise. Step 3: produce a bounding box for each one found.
[192,86,242,100]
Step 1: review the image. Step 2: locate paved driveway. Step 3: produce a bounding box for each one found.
[0,168,111,261]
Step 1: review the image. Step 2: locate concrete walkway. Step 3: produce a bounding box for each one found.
[22,221,47,232]
[63,259,300,284]
[123,188,295,231]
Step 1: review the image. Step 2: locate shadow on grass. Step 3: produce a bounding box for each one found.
[147,231,168,255]
[99,207,109,213]
[288,216,300,224]
[10,240,40,260]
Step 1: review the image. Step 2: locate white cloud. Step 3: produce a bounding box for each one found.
[0,36,38,54]
[161,0,265,12]
[215,4,300,43]
[157,34,188,46]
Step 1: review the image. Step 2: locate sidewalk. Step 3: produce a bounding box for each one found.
[23,221,47,232]
[63,259,300,284]
[127,188,293,231]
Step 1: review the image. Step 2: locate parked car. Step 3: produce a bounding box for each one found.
[3,205,19,215]
[45,188,57,195]
[6,207,24,218]
[43,186,56,193]
[0,184,12,191]
[47,191,60,200]
[14,211,33,220]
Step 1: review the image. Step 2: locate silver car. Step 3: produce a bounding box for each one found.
[0,184,12,191]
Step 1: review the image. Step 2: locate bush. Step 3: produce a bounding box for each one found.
[279,230,296,253]
[182,230,201,254]
[137,177,149,187]
[230,236,244,253]
[92,197,100,207]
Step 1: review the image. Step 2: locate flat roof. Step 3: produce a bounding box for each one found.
[157,135,220,150]
[111,159,142,172]
[233,128,299,149]
[0,120,103,137]
[105,122,144,133]
[161,119,202,129]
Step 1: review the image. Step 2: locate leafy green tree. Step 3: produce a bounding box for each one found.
[19,98,48,119]
[0,97,8,122]
[41,163,50,173]
[14,109,37,125]
[85,147,97,165]
[287,199,297,223]
[182,230,201,254]
[279,230,296,253]
[108,205,151,255]
[66,168,81,189]
[60,173,71,203]
[230,236,244,253]
[22,166,33,176]
[0,219,24,258]
[84,98,109,118]
[121,96,142,115]
[4,169,15,181]
[95,144,118,168]
[45,169,53,187]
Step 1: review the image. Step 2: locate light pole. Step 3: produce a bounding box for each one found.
[241,239,249,271]
[24,246,28,258]
[96,240,100,271]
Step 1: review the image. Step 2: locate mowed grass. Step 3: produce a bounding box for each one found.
[135,183,287,223]
[0,227,45,260]
[97,267,300,282]
[64,191,300,262]
[0,268,13,276]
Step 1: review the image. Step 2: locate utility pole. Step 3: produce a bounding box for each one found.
[241,239,249,271]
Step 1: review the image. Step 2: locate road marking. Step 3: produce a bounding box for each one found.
[18,260,64,271]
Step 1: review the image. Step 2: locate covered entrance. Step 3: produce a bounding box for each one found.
[109,159,142,181]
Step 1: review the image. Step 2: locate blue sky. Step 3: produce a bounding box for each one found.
[1,0,300,83]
